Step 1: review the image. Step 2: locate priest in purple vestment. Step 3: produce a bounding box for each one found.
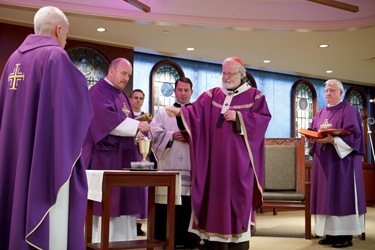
[82,58,150,241]
[167,57,271,249]
[0,6,93,250]
[307,79,366,248]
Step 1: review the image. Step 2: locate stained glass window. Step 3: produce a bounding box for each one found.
[295,84,314,137]
[68,47,109,88]
[293,81,316,160]
[346,88,368,162]
[348,90,364,119]
[151,61,184,114]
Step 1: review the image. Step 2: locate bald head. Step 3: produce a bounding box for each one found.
[107,58,133,90]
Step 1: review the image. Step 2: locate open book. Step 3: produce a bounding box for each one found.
[299,128,350,139]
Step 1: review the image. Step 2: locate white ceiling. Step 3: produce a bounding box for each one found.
[0,0,375,86]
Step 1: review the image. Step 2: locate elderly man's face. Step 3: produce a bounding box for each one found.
[324,82,343,105]
[221,60,242,90]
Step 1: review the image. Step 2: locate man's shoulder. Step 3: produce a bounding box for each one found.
[88,80,114,99]
[201,87,219,98]
[19,34,62,53]
[151,107,177,124]
[154,107,168,116]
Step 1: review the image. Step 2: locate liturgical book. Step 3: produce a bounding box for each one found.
[299,128,350,139]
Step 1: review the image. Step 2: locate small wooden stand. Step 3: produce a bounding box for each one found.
[85,170,178,250]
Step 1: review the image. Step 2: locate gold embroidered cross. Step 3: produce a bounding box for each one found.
[122,103,130,115]
[8,64,25,90]
[320,118,332,129]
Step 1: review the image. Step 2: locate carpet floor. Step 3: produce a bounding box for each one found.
[137,206,375,249]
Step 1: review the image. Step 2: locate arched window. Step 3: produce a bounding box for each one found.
[150,60,184,115]
[346,88,365,117]
[244,72,257,88]
[292,80,317,159]
[67,47,109,88]
[292,80,317,136]
[345,87,370,162]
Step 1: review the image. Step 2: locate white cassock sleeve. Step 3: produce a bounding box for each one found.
[110,118,139,137]
[333,136,353,159]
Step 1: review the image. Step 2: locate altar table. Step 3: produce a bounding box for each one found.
[85,170,178,250]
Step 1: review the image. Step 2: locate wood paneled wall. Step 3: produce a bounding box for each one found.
[0,22,134,94]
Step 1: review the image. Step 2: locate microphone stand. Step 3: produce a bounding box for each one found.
[367,117,375,162]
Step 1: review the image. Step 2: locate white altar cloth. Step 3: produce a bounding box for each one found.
[85,170,182,205]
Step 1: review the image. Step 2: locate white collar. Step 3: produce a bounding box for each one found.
[327,100,343,107]
[220,83,251,114]
[221,83,251,97]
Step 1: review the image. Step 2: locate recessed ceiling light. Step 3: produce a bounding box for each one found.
[162,30,170,33]
[96,27,106,32]
[186,48,195,51]
[263,60,271,64]
[319,44,329,48]
[326,70,333,74]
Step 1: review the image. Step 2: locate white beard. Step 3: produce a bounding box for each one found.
[222,79,241,90]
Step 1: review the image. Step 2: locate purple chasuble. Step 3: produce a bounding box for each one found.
[0,34,93,249]
[309,100,366,216]
[82,79,145,216]
[181,86,271,238]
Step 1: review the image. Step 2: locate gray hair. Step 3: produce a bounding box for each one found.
[223,57,246,77]
[325,79,344,91]
[34,6,68,35]
[238,64,246,75]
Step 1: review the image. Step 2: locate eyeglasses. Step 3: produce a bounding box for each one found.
[220,72,240,77]
[324,89,338,94]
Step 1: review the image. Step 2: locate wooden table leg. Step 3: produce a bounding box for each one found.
[101,180,111,250]
[166,177,176,250]
[147,187,156,250]
[85,200,93,250]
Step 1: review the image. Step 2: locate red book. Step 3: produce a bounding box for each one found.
[299,128,350,139]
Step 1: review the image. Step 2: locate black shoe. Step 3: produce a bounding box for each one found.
[319,237,335,245]
[332,241,353,248]
[136,223,146,236]
[137,229,146,236]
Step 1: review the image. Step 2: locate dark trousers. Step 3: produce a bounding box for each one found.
[154,195,199,248]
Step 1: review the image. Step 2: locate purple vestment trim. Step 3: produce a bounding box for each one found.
[181,86,271,238]
[82,79,145,217]
[0,34,93,249]
[309,100,366,216]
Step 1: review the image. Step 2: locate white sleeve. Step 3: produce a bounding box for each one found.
[150,109,174,161]
[333,136,353,159]
[110,118,139,137]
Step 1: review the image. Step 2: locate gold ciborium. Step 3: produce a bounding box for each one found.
[131,131,155,170]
